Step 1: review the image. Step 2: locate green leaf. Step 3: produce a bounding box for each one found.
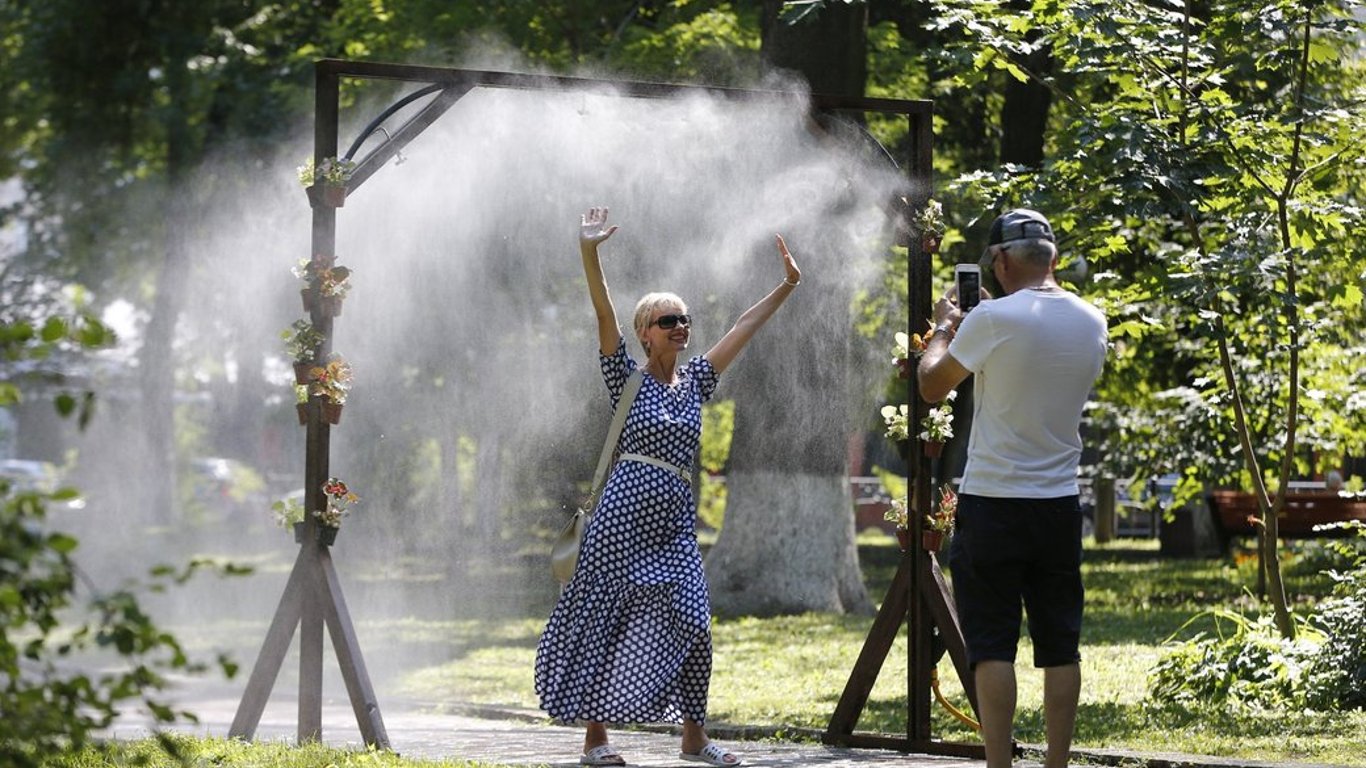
[54,393,77,417]
[1110,319,1150,338]
[1330,283,1363,310]
[47,533,79,554]
[40,317,68,342]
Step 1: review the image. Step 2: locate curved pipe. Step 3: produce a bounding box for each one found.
[343,83,445,161]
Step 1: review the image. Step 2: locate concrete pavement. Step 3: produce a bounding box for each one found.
[104,687,1343,768]
[107,693,990,767]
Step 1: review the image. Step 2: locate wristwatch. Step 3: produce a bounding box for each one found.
[934,321,955,337]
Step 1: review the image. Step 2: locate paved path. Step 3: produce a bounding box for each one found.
[105,688,1342,768]
[108,694,991,768]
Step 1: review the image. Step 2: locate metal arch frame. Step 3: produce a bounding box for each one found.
[229,58,973,758]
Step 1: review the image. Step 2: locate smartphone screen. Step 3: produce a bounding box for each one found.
[957,267,981,312]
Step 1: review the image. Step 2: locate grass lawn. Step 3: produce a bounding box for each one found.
[136,529,1363,766]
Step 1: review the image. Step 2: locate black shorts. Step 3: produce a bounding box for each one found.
[948,494,1083,669]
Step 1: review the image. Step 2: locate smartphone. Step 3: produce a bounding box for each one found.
[955,264,981,312]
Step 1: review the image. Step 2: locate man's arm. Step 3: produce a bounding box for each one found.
[917,296,972,403]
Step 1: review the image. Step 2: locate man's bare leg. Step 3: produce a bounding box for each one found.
[975,660,1017,767]
[1042,663,1080,768]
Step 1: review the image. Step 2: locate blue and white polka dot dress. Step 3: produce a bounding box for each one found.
[535,338,720,726]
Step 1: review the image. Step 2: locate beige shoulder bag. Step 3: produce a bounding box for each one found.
[550,369,644,584]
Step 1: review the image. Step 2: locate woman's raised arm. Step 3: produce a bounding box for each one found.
[704,234,802,374]
[580,207,621,356]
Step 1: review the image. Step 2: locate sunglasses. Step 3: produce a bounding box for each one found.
[979,244,1009,271]
[651,313,692,329]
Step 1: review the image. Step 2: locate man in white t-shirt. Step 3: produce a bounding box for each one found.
[917,209,1107,768]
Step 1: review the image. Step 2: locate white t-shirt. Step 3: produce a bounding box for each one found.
[947,287,1107,498]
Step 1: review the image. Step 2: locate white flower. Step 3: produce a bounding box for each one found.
[881,404,910,441]
[919,401,955,442]
[893,331,910,361]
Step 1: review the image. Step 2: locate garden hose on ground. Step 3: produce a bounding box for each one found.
[931,667,981,731]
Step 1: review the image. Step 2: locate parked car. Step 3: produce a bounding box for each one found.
[0,458,86,509]
[182,457,266,521]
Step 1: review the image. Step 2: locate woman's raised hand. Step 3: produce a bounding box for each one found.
[580,207,619,247]
[775,234,802,286]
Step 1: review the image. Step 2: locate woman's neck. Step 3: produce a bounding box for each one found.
[645,351,679,383]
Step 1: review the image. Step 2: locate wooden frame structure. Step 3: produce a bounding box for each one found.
[822,148,985,759]
[228,59,973,753]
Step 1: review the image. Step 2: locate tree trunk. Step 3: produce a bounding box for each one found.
[705,470,869,616]
[760,0,867,97]
[137,56,194,525]
[998,0,1053,166]
[703,271,872,616]
[704,0,876,618]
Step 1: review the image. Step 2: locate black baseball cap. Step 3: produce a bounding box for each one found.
[987,208,1054,246]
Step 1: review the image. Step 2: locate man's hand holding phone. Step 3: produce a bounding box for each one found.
[955,264,982,312]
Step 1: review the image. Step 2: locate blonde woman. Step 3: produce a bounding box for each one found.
[535,207,801,767]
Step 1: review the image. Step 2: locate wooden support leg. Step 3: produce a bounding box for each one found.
[824,553,913,742]
[921,551,978,715]
[298,546,325,743]
[319,548,390,749]
[229,547,308,740]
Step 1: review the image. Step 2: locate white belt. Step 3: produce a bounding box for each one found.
[619,453,689,481]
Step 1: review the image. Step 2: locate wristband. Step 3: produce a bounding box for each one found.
[934,321,954,337]
[783,277,801,287]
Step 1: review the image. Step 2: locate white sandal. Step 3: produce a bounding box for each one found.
[679,742,741,767]
[580,743,626,766]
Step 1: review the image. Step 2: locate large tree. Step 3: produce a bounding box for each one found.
[701,1,875,616]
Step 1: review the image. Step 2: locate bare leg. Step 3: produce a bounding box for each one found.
[1042,663,1081,768]
[584,721,609,752]
[974,660,1017,768]
[680,718,707,754]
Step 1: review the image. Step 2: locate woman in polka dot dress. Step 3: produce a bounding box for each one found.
[535,207,801,767]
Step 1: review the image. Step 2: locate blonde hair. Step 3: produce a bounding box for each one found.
[632,292,688,353]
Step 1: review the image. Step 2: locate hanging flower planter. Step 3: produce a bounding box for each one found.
[321,401,343,425]
[923,485,957,553]
[306,355,352,427]
[895,527,911,552]
[299,157,355,209]
[283,320,324,384]
[922,528,946,552]
[320,184,347,208]
[321,295,343,318]
[911,199,946,255]
[296,403,308,425]
[917,392,956,458]
[312,478,359,548]
[291,521,339,546]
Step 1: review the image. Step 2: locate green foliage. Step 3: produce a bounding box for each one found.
[1305,522,1366,710]
[47,734,500,767]
[929,0,1366,493]
[1,305,240,767]
[615,3,761,84]
[281,319,325,363]
[1148,608,1322,710]
[700,399,735,474]
[697,399,735,530]
[1149,525,1366,712]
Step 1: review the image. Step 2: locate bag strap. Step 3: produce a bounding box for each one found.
[585,369,643,510]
